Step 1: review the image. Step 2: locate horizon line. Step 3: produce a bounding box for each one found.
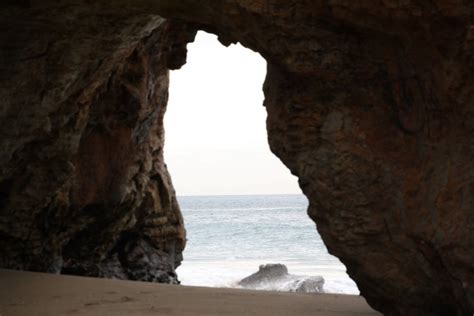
[177,193,304,197]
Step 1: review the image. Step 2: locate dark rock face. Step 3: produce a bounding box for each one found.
[1,1,474,315]
[0,4,196,283]
[153,2,474,314]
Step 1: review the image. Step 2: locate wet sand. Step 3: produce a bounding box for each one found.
[0,269,380,315]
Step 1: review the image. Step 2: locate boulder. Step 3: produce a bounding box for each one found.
[239,264,289,287]
[238,264,324,294]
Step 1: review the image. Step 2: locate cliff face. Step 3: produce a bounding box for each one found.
[1,1,474,316]
[0,4,195,283]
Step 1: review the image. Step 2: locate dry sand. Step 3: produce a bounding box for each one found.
[0,269,380,316]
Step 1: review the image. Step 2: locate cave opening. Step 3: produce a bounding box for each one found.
[164,31,358,294]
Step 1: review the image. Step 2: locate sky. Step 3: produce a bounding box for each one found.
[164,31,301,196]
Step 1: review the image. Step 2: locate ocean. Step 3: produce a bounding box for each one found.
[176,194,359,294]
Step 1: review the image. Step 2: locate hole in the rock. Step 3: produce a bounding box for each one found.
[165,31,358,294]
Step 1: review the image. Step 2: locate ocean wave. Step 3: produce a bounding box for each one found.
[177,262,359,295]
[236,264,324,293]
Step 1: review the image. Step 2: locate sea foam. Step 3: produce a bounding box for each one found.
[177,195,359,295]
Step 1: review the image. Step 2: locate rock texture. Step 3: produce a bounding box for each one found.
[151,2,474,315]
[1,1,474,315]
[0,3,195,283]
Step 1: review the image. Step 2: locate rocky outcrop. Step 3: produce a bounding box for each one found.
[239,264,290,287]
[0,4,195,283]
[238,264,325,293]
[1,1,474,315]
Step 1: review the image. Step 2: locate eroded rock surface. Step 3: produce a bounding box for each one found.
[1,1,474,315]
[151,2,474,315]
[0,3,196,283]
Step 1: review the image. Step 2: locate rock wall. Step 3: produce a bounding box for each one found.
[151,1,474,315]
[0,3,195,283]
[1,1,474,316]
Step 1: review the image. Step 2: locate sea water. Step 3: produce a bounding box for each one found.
[176,194,359,294]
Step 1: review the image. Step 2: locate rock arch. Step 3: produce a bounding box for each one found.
[0,2,473,315]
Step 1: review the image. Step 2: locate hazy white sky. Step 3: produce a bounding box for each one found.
[164,32,300,196]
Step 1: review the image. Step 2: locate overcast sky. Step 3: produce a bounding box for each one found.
[164,32,300,196]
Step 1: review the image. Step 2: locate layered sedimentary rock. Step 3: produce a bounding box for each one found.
[1,1,474,315]
[0,3,195,283]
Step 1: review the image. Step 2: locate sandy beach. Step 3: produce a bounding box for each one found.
[0,269,380,316]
